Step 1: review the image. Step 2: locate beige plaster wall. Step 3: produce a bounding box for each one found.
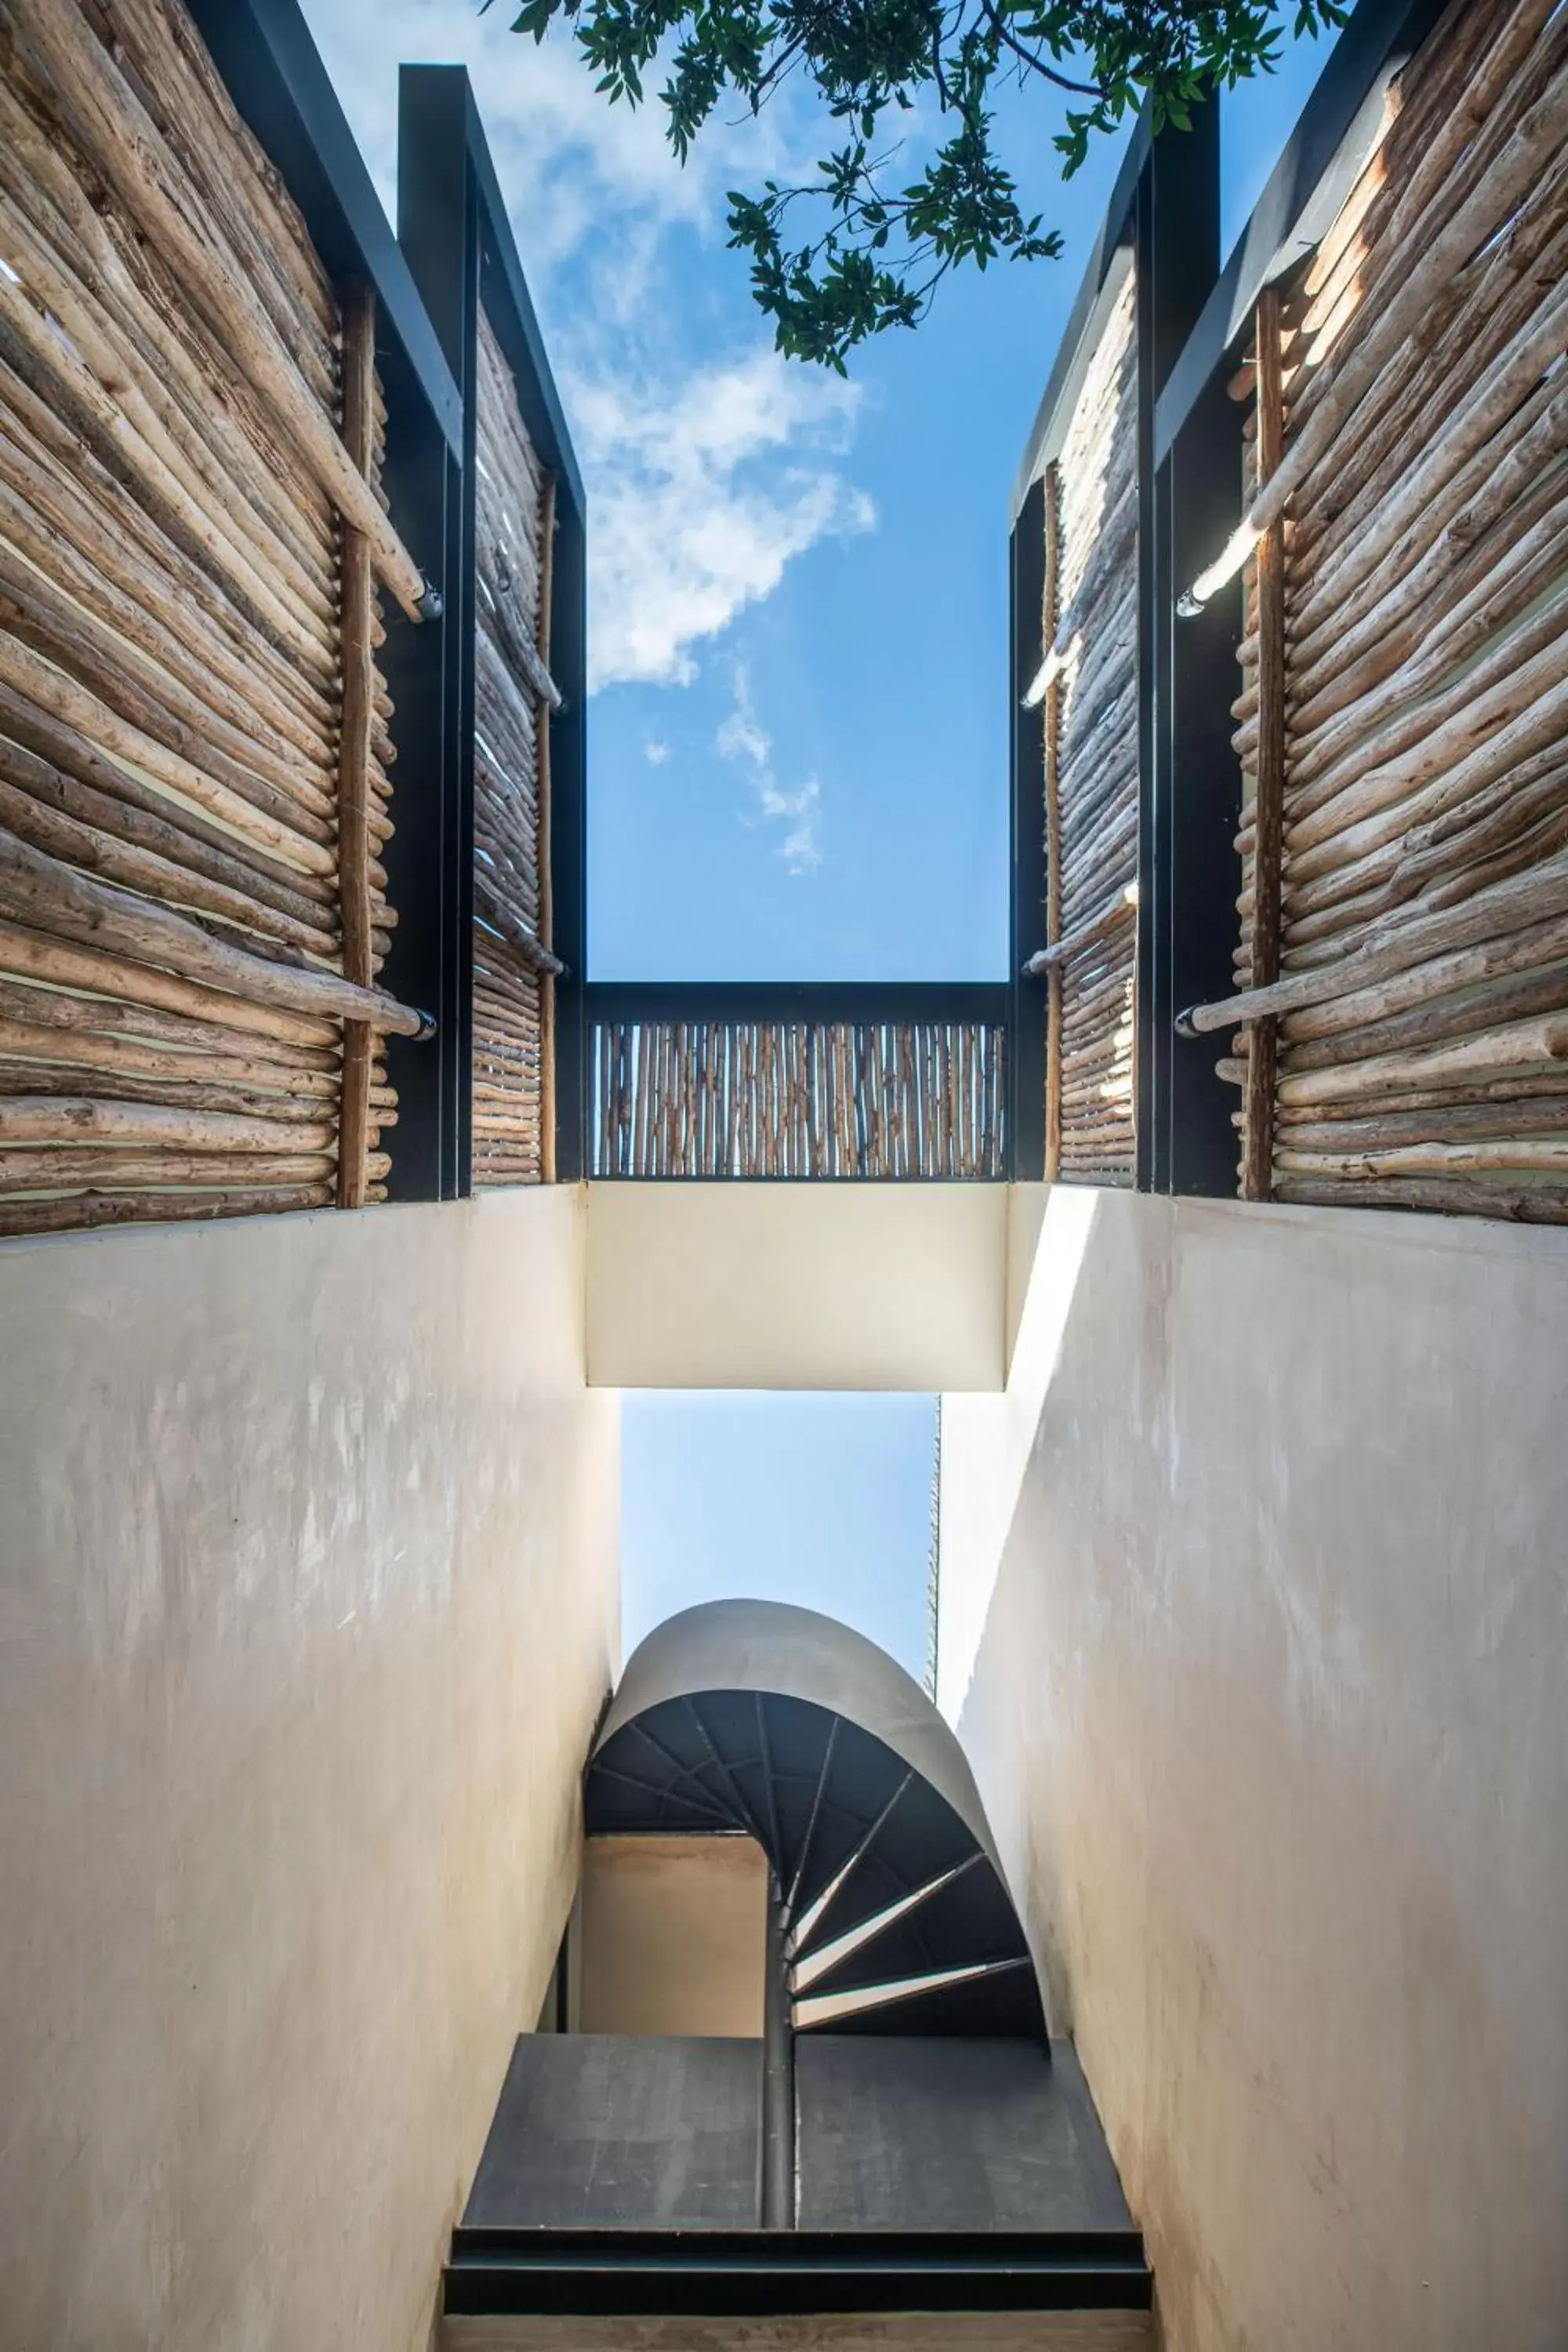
[586,1181,1008,1391]
[579,1833,767,2036]
[0,1188,619,2352]
[941,1189,1568,2352]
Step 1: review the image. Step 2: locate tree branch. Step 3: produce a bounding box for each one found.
[975,0,1104,97]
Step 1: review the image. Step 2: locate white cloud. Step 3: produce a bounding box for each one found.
[717,666,822,874]
[299,0,875,695]
[299,0,782,265]
[716,692,771,773]
[574,350,874,689]
[643,738,672,765]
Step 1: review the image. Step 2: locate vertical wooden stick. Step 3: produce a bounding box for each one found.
[537,470,559,1181]
[336,281,376,1211]
[1243,285,1287,1202]
[1043,461,1064,1180]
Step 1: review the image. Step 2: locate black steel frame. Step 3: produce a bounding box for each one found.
[194,0,1439,1205]
[1008,479,1049,1183]
[397,66,590,1194]
[584,982,1011,1028]
[1010,0,1455,1201]
[1134,103,1224,1193]
[1153,0,1455,466]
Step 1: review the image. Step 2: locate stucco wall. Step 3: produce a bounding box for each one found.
[941,1189,1568,2352]
[0,1189,619,2352]
[586,1181,1008,1390]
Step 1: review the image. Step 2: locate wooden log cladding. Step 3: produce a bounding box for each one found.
[0,0,416,1236]
[589,1018,1005,1179]
[9,0,431,619]
[1047,270,1139,1185]
[1198,0,1568,1222]
[1241,285,1287,1200]
[336,281,376,1212]
[471,307,556,1187]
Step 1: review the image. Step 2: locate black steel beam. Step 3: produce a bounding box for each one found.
[1155,0,1454,463]
[396,67,480,1199]
[1158,370,1250,1194]
[1009,478,1048,1184]
[186,0,461,460]
[546,493,589,1180]
[401,67,590,1185]
[583,982,1012,1028]
[1010,122,1149,524]
[1134,102,1220,1192]
[376,369,469,1199]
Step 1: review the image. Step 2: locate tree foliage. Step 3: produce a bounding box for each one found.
[492,0,1346,368]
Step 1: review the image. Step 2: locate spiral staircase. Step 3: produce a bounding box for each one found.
[583,1602,1045,2039]
[440,1603,1152,2347]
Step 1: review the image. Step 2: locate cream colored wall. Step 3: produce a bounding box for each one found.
[0,1188,619,2352]
[586,1181,1008,1390]
[941,1189,1568,2352]
[579,1833,767,2036]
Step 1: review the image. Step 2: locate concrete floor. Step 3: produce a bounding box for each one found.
[0,1189,619,2352]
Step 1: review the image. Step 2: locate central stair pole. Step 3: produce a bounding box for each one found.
[761,1874,796,2228]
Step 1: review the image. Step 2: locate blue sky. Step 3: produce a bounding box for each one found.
[303,0,1341,1675]
[619,1394,938,1675]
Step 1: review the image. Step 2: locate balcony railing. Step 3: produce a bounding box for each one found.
[583,983,1012,1179]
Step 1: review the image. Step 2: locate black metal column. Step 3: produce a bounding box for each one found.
[760,1878,796,2229]
[401,66,589,1189]
[396,67,479,1199]
[376,390,469,1200]
[1160,368,1248,1192]
[1009,481,1049,1183]
[544,449,588,1182]
[1134,104,1221,1194]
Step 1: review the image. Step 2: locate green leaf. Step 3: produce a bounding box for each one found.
[503,0,1346,365]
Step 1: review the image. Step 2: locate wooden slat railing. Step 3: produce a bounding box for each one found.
[584,985,1010,1179]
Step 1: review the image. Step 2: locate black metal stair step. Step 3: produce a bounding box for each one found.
[444,2227,1153,2318]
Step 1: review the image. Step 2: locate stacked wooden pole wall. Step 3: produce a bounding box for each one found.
[471,308,558,1186]
[590,1018,1005,1178]
[1218,0,1568,1221]
[0,0,423,1236]
[1045,271,1139,1184]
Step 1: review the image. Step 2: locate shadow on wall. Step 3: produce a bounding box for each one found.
[938,1188,1568,2352]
